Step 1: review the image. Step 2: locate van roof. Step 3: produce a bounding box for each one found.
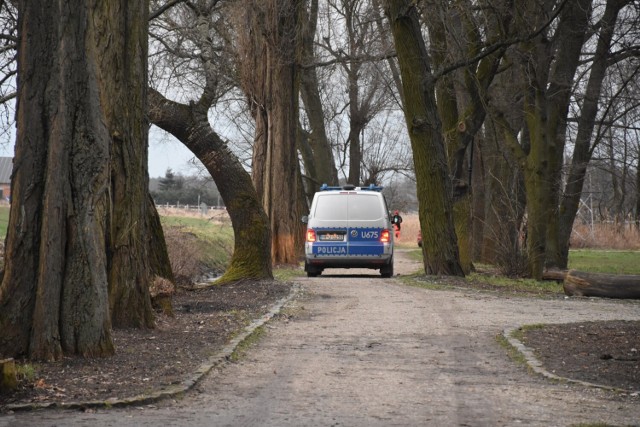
[319,184,384,192]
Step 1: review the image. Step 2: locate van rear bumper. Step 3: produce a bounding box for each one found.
[304,254,392,269]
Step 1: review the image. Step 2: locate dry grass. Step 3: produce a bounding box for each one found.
[570,222,640,250]
[394,214,421,248]
[162,227,208,285]
[396,214,640,251]
[156,206,230,224]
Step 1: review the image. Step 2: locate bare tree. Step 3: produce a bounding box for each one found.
[148,0,274,280]
[319,0,397,185]
[384,0,464,276]
[299,0,340,191]
[556,0,639,267]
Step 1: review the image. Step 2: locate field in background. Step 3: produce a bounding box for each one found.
[158,208,234,279]
[393,213,421,248]
[0,207,637,276]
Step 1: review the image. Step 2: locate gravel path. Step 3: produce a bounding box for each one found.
[3,251,640,426]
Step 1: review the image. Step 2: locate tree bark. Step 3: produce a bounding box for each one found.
[385,0,464,276]
[564,270,640,299]
[148,89,273,283]
[300,0,339,190]
[238,0,304,265]
[94,0,158,329]
[556,0,625,267]
[0,0,114,360]
[497,0,591,279]
[543,0,593,270]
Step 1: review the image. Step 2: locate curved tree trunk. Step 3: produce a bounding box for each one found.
[148,89,273,283]
[385,0,464,276]
[0,0,115,360]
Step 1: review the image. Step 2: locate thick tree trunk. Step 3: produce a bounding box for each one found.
[95,0,157,328]
[148,89,273,283]
[385,0,464,276]
[239,0,304,265]
[564,270,640,299]
[497,0,591,279]
[0,0,114,360]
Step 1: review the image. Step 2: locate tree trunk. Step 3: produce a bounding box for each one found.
[238,0,304,265]
[299,0,338,190]
[557,0,624,267]
[497,0,591,279]
[0,0,115,360]
[94,0,158,328]
[148,89,273,283]
[636,157,640,230]
[543,0,593,270]
[564,270,640,299]
[347,74,363,186]
[385,0,464,276]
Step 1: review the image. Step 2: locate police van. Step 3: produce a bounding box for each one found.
[302,184,394,277]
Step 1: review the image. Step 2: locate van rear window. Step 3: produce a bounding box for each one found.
[314,194,348,220]
[348,194,384,221]
[313,193,383,221]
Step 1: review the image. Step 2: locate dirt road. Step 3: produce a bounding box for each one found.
[3,250,640,426]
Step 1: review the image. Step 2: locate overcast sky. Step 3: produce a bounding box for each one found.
[1,126,197,180]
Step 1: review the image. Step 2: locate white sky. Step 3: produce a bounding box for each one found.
[148,126,199,178]
[1,126,199,180]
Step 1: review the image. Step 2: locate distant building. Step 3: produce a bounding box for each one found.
[0,157,12,201]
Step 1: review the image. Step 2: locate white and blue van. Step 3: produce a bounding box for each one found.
[302,184,394,277]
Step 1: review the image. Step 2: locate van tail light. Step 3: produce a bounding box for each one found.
[306,229,317,242]
[380,229,390,243]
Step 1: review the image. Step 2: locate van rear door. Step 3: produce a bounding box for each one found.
[310,193,349,256]
[345,193,387,256]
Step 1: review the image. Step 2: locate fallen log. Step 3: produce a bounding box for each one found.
[563,269,640,299]
[542,269,568,282]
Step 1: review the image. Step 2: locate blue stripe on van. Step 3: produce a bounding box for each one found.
[310,227,387,256]
[348,242,385,255]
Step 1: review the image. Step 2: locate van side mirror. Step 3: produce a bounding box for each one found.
[301,215,308,224]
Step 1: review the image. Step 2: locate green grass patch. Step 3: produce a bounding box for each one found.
[468,272,564,294]
[496,334,528,366]
[404,248,424,263]
[568,249,640,274]
[229,325,266,362]
[0,205,9,240]
[16,363,38,382]
[273,265,305,281]
[161,215,234,272]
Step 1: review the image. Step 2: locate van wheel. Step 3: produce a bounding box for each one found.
[305,262,321,277]
[380,257,394,278]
